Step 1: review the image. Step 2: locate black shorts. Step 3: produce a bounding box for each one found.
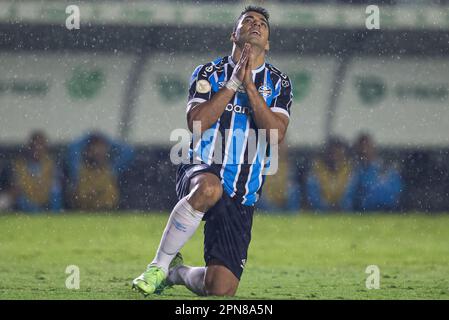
[176,163,255,280]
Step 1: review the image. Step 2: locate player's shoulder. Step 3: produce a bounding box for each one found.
[266,62,292,90]
[192,56,228,77]
[266,63,291,81]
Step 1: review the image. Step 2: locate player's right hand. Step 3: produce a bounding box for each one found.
[232,43,251,82]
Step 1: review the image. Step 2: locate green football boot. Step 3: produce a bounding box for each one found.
[132,265,166,296]
[154,252,184,294]
[132,252,184,296]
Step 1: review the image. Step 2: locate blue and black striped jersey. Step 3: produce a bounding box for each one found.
[187,56,293,206]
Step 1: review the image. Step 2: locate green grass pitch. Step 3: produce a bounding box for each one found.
[0,212,448,300]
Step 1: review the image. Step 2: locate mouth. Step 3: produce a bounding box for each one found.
[249,30,261,37]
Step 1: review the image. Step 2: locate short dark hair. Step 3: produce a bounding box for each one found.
[86,133,108,148]
[355,132,373,145]
[326,136,348,153]
[233,6,270,36]
[29,130,47,143]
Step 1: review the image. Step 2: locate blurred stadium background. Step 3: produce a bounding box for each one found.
[1,0,448,213]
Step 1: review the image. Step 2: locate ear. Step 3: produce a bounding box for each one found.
[230,32,237,43]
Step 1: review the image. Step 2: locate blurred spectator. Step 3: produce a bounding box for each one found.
[10,131,62,212]
[257,141,301,212]
[306,137,355,211]
[66,132,134,210]
[352,133,402,211]
[0,159,13,211]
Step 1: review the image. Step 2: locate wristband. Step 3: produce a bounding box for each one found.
[225,76,242,92]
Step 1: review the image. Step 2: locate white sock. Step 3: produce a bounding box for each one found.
[150,197,204,274]
[168,265,206,296]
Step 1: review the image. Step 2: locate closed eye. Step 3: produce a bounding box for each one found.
[242,15,268,29]
[243,17,253,24]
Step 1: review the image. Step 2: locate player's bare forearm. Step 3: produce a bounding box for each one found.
[187,44,251,134]
[187,87,236,133]
[246,84,289,143]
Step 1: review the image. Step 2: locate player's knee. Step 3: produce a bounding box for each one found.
[204,279,237,297]
[196,177,223,204]
[206,288,236,297]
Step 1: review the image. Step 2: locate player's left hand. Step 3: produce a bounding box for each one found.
[242,45,255,90]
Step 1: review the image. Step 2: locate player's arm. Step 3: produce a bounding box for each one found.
[187,87,234,134]
[243,51,290,144]
[187,44,251,134]
[245,84,289,144]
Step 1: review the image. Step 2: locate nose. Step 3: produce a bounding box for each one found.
[252,20,262,28]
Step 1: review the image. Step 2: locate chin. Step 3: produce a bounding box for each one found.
[246,37,264,47]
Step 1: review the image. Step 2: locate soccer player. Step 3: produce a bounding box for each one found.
[132,6,293,297]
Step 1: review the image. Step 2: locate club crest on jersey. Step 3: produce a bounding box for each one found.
[196,80,211,94]
[258,85,272,98]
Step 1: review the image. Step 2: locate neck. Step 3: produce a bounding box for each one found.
[231,43,265,69]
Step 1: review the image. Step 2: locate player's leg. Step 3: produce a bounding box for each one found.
[167,264,207,296]
[133,166,222,295]
[168,192,253,297]
[204,260,239,296]
[167,259,238,296]
[149,172,222,271]
[186,173,223,212]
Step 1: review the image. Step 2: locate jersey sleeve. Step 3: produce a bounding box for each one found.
[187,63,214,113]
[269,75,293,118]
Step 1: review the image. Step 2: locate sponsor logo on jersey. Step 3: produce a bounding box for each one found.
[225,103,250,115]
